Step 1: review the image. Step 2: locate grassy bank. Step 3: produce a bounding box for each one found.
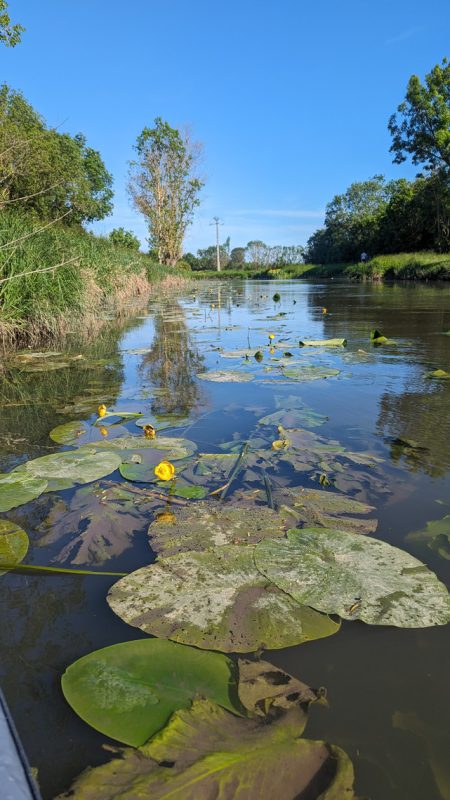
[190,253,450,281]
[344,252,450,280]
[0,211,187,348]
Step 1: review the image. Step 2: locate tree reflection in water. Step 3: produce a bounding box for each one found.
[142,301,204,418]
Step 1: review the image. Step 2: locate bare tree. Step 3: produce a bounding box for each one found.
[128,118,203,266]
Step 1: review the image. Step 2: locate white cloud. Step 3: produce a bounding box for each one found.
[385,26,423,45]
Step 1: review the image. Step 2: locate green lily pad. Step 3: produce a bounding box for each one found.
[88,435,197,456]
[275,487,377,534]
[197,370,254,382]
[169,483,208,499]
[255,528,450,627]
[49,420,93,445]
[107,544,340,652]
[135,415,190,431]
[60,699,357,800]
[0,473,48,512]
[406,515,450,561]
[13,449,122,491]
[0,520,29,575]
[299,339,347,347]
[147,502,291,557]
[281,366,340,382]
[426,369,450,380]
[219,349,254,359]
[61,640,240,747]
[94,410,144,425]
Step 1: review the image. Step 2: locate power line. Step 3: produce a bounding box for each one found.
[210,216,223,272]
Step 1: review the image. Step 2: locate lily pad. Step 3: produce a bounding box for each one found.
[61,640,240,747]
[88,435,197,457]
[38,483,155,566]
[59,699,357,800]
[258,407,328,429]
[0,520,29,575]
[135,415,190,431]
[219,349,254,359]
[49,420,94,446]
[275,487,377,534]
[147,502,291,557]
[281,366,340,382]
[238,658,319,718]
[406,515,450,561]
[13,449,122,491]
[197,370,254,382]
[107,544,339,652]
[426,369,450,380]
[299,339,347,347]
[94,410,144,425]
[255,528,450,627]
[0,473,48,512]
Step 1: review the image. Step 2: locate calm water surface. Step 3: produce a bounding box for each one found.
[0,280,449,799]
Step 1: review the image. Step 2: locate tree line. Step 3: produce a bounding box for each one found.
[183,240,305,270]
[306,59,450,263]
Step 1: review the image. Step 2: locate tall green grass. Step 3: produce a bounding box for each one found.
[0,211,171,345]
[345,252,450,280]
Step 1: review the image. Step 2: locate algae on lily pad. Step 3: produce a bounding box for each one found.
[406,515,450,561]
[0,472,48,512]
[281,366,340,382]
[147,502,291,557]
[59,699,357,800]
[274,487,377,534]
[0,520,29,575]
[13,449,122,491]
[61,639,240,747]
[107,544,339,652]
[197,370,254,382]
[255,528,450,627]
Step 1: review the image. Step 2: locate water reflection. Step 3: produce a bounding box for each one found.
[141,300,204,418]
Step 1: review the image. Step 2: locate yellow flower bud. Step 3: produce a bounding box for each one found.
[154,460,175,481]
[99,426,108,437]
[144,424,156,439]
[322,307,327,314]
[268,333,275,340]
[98,404,107,418]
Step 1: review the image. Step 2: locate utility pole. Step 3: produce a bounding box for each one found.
[210,217,223,272]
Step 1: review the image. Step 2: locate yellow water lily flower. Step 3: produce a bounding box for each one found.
[99,426,108,437]
[144,424,156,439]
[98,404,107,418]
[272,439,289,450]
[322,307,327,314]
[268,333,275,340]
[155,510,176,524]
[154,460,175,481]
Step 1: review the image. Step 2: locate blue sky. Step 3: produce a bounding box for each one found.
[1,0,449,252]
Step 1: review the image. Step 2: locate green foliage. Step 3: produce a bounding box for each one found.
[175,258,192,271]
[109,227,140,250]
[129,118,203,265]
[61,639,240,746]
[389,59,450,172]
[0,0,24,47]
[0,85,113,224]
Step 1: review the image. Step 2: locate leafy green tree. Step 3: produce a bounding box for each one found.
[0,85,113,224]
[109,227,140,250]
[0,1,23,47]
[196,244,229,270]
[129,118,203,266]
[388,59,450,172]
[230,247,246,267]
